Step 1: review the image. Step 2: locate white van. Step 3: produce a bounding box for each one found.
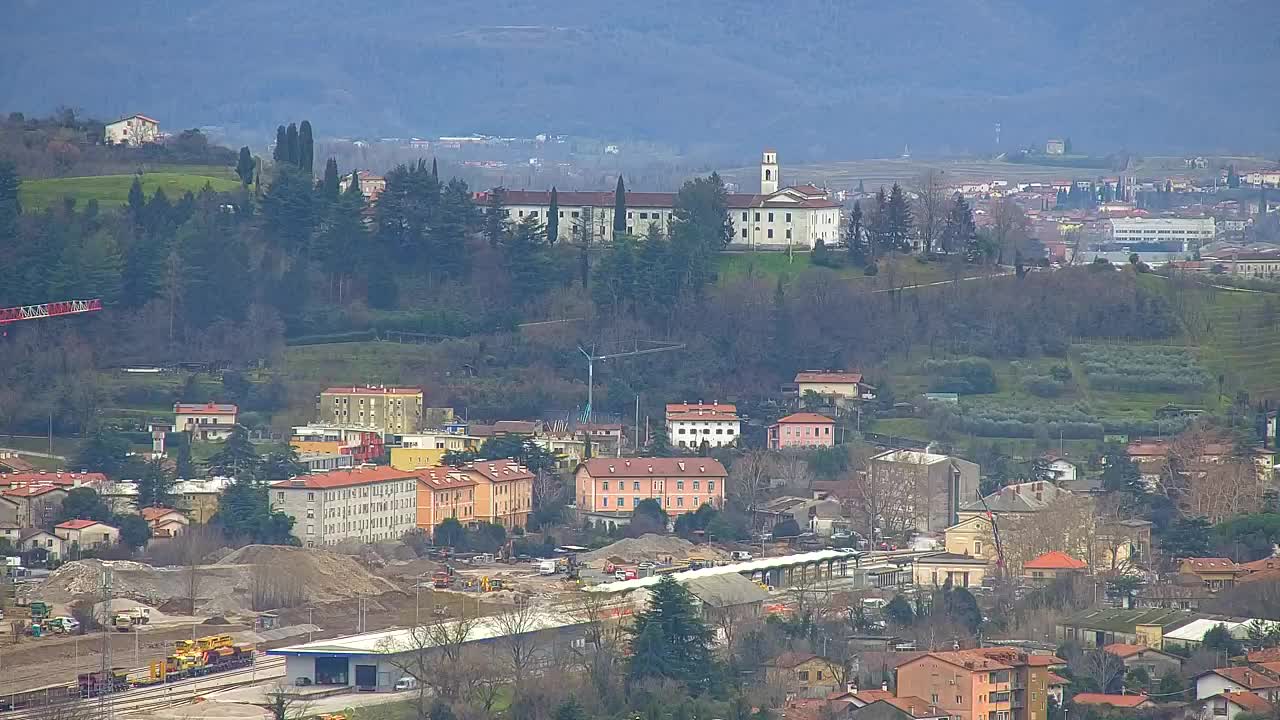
[538,560,557,575]
[730,551,753,561]
[394,676,418,691]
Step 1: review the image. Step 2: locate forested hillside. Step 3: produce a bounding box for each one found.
[6,1,1279,156]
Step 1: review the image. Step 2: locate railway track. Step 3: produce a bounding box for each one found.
[0,657,285,719]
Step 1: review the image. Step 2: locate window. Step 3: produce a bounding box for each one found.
[693,481,700,490]
[708,481,715,492]
[627,225,633,234]
[768,212,774,222]
[307,492,314,501]
[602,481,609,491]
[639,212,648,219]
[767,229,774,239]
[786,229,792,240]
[617,497,623,507]
[786,212,792,222]
[742,212,748,221]
[817,671,824,680]
[633,497,639,506]
[602,497,608,507]
[754,212,761,222]
[276,492,284,501]
[633,481,641,491]
[677,497,684,507]
[571,211,579,218]
[975,540,983,555]
[798,671,809,681]
[741,228,748,238]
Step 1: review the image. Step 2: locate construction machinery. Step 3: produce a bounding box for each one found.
[77,669,130,698]
[139,636,256,686]
[0,299,103,326]
[432,569,452,589]
[112,607,151,632]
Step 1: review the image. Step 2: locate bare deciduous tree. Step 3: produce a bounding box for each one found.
[980,495,1099,572]
[730,450,776,515]
[988,197,1029,265]
[847,447,918,541]
[569,591,626,697]
[913,170,947,254]
[264,683,311,720]
[490,596,543,692]
[775,455,814,492]
[1065,647,1125,693]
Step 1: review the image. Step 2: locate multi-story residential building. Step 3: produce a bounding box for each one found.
[1109,217,1216,250]
[415,467,477,533]
[452,461,535,530]
[172,477,233,524]
[485,150,841,250]
[389,430,481,470]
[1,485,68,528]
[768,412,836,449]
[666,402,740,449]
[104,114,160,146]
[297,452,355,473]
[318,386,424,434]
[270,466,422,547]
[174,402,239,441]
[896,648,1061,720]
[868,450,979,533]
[574,457,728,518]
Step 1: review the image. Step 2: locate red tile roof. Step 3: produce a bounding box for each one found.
[794,371,864,384]
[0,471,107,487]
[56,519,111,531]
[174,402,238,415]
[1071,693,1150,708]
[1223,691,1273,714]
[1102,643,1148,659]
[1202,667,1280,690]
[768,651,820,668]
[1024,551,1088,570]
[458,460,535,484]
[579,457,728,479]
[880,697,946,718]
[666,402,739,422]
[1243,557,1280,573]
[1181,557,1244,573]
[321,386,423,396]
[417,468,478,491]
[903,650,1012,672]
[140,507,184,522]
[968,647,1066,667]
[1046,672,1069,686]
[849,690,896,705]
[270,466,420,489]
[2,485,67,498]
[775,413,835,425]
[1246,648,1280,664]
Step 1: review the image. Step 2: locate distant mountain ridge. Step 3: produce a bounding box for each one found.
[4,0,1278,159]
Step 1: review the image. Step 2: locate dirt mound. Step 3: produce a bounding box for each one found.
[580,535,727,566]
[29,547,401,619]
[216,544,400,600]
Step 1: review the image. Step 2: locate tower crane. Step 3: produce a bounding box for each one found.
[0,298,103,325]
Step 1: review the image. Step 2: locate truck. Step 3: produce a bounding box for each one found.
[77,669,130,698]
[432,569,452,589]
[28,601,51,622]
[537,560,557,576]
[113,607,151,632]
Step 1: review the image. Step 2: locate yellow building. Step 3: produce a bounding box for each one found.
[914,552,989,588]
[944,515,992,559]
[318,386,424,433]
[391,447,447,471]
[291,440,345,455]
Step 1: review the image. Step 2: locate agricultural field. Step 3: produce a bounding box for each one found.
[715,251,955,288]
[19,168,240,210]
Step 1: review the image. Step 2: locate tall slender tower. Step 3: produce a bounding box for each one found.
[760,149,779,194]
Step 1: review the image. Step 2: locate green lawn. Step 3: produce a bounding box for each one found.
[283,342,433,385]
[715,251,954,287]
[20,171,240,210]
[0,434,81,458]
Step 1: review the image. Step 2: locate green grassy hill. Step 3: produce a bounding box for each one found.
[20,168,240,210]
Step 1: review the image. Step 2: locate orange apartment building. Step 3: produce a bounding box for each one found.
[452,461,534,530]
[896,648,1062,720]
[415,468,477,532]
[574,457,728,517]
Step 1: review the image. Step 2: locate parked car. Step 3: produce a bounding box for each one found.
[394,676,418,691]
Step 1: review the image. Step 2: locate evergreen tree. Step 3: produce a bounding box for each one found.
[236,146,255,186]
[135,457,177,508]
[483,187,509,247]
[867,187,890,256]
[811,236,832,266]
[79,229,125,305]
[75,429,131,477]
[886,183,913,251]
[273,125,287,163]
[285,123,299,166]
[212,478,298,545]
[940,193,979,261]
[431,158,438,182]
[613,175,627,236]
[126,175,146,221]
[626,576,715,689]
[321,158,340,200]
[504,215,555,298]
[846,201,867,265]
[374,160,440,266]
[592,232,637,313]
[0,159,18,235]
[298,120,314,174]
[317,172,368,301]
[262,166,318,254]
[431,178,473,277]
[1227,166,1240,189]
[205,425,260,479]
[547,186,560,245]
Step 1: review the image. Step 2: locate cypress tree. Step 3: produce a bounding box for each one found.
[431,158,439,182]
[285,123,299,166]
[298,120,314,174]
[321,158,340,200]
[484,187,508,247]
[886,183,913,251]
[127,176,146,224]
[547,187,560,245]
[613,175,626,236]
[273,125,287,162]
[846,201,866,266]
[236,147,255,186]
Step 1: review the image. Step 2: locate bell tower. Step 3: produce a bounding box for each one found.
[761,149,779,195]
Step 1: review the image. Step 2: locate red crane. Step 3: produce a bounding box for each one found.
[0,298,103,325]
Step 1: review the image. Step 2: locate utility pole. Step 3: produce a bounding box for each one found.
[99,566,114,720]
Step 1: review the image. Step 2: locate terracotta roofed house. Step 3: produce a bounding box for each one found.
[575,457,727,518]
[451,460,535,530]
[794,371,869,404]
[1023,551,1088,582]
[174,402,239,441]
[1203,691,1274,720]
[1070,693,1154,709]
[666,402,740,449]
[54,519,120,550]
[1101,643,1182,678]
[1179,557,1247,590]
[769,412,836,450]
[1196,667,1280,702]
[139,507,189,538]
[415,467,478,534]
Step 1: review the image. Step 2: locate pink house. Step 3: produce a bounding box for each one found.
[768,413,836,450]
